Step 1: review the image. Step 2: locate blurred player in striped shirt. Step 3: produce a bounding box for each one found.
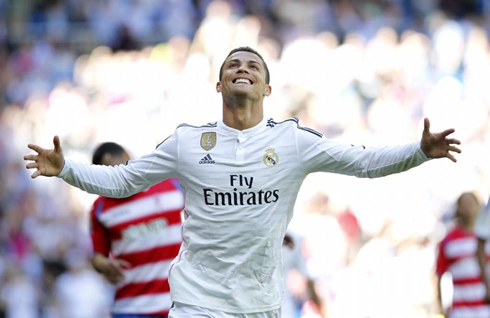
[89,142,184,318]
[476,198,490,315]
[436,192,490,318]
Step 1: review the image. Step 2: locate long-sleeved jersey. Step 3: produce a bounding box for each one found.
[59,117,429,313]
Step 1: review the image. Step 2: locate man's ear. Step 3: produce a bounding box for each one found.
[216,82,222,93]
[264,85,271,97]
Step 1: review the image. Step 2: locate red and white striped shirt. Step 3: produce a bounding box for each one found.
[90,179,184,316]
[436,225,490,318]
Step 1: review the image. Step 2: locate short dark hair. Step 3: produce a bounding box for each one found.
[457,192,479,206]
[92,142,126,165]
[219,46,270,84]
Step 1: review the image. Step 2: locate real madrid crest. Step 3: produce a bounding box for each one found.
[200,132,217,151]
[263,148,279,167]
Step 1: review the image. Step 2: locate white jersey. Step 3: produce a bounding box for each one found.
[475,199,490,240]
[58,117,429,313]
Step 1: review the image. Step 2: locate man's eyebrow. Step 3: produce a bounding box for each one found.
[227,58,261,65]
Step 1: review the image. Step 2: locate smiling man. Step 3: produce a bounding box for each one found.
[25,46,461,317]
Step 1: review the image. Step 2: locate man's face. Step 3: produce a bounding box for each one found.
[456,193,479,222]
[216,51,271,101]
[101,152,130,167]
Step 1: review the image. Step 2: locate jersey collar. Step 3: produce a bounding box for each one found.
[218,117,269,137]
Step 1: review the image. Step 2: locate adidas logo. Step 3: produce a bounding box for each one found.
[199,154,215,164]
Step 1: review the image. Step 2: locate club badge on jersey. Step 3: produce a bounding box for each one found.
[201,132,217,151]
[263,148,278,167]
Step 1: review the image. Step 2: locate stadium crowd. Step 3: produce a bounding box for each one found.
[1,0,490,317]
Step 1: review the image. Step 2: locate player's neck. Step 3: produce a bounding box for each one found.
[222,101,264,130]
[458,218,476,232]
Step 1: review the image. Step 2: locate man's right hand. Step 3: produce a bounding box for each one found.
[24,135,65,178]
[91,254,131,284]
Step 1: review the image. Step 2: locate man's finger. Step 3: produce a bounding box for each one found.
[423,118,430,133]
[446,138,461,145]
[112,267,126,277]
[24,154,38,161]
[109,266,124,275]
[440,128,456,138]
[107,274,121,283]
[116,259,132,269]
[27,144,43,153]
[447,153,457,163]
[26,162,38,169]
[448,145,461,154]
[53,135,61,153]
[109,260,129,274]
[31,170,41,178]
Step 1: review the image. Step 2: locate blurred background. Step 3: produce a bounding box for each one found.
[1,0,490,317]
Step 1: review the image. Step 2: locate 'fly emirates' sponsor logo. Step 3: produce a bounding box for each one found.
[203,174,279,206]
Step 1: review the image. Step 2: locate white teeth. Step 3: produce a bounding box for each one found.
[235,78,251,84]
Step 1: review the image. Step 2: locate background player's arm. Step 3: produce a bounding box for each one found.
[89,199,130,284]
[477,238,490,303]
[435,240,449,316]
[475,200,490,303]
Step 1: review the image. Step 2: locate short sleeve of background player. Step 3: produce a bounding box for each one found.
[475,198,490,240]
[90,199,111,256]
[436,240,448,277]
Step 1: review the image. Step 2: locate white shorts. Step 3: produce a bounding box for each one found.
[169,302,281,318]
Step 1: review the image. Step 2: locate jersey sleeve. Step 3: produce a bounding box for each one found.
[90,198,111,256]
[475,199,490,240]
[58,132,179,198]
[436,239,448,277]
[295,121,429,177]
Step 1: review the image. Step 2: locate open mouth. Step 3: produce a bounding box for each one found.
[232,78,253,85]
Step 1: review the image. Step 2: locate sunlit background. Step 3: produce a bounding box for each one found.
[1,0,490,317]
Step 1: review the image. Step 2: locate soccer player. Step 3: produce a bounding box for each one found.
[476,198,490,307]
[89,142,184,318]
[25,46,461,317]
[436,192,490,317]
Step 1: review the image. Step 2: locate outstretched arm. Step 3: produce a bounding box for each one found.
[420,118,461,162]
[24,134,178,198]
[24,135,65,178]
[297,117,461,178]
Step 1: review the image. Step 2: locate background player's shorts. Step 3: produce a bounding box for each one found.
[169,302,280,318]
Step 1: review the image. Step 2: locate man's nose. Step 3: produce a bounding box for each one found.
[237,65,249,72]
